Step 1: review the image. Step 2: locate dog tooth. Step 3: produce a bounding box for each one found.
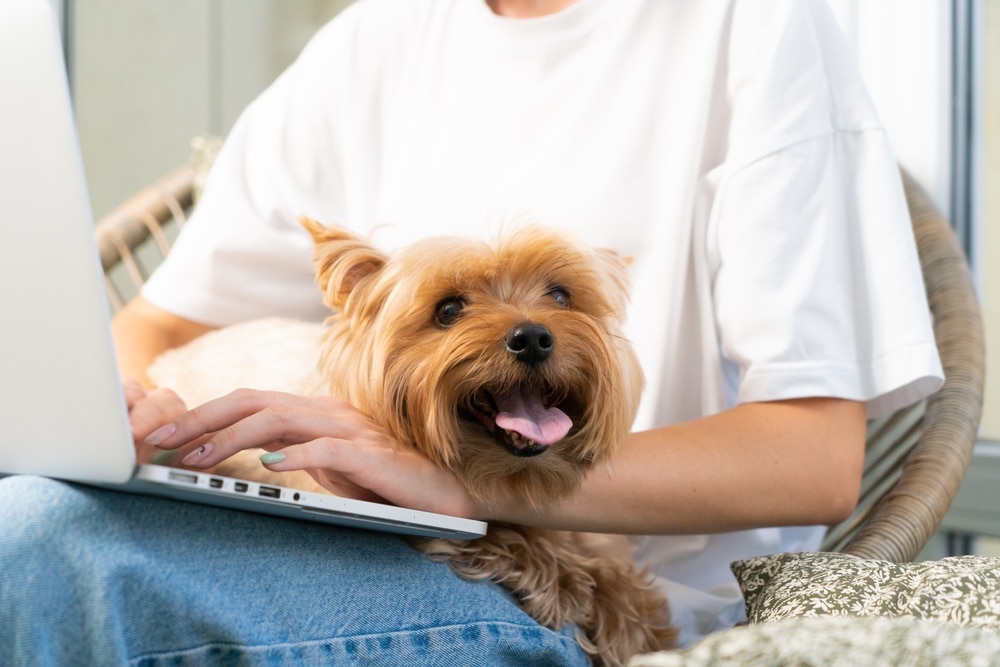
[502,428,537,450]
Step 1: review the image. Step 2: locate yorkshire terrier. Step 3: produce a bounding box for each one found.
[150,218,676,665]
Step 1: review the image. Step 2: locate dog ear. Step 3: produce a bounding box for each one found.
[298,216,387,310]
[594,247,634,320]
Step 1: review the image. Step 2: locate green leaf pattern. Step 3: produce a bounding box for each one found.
[628,553,1000,667]
[730,552,1000,629]
[627,615,1000,667]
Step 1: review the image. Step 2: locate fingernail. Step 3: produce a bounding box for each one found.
[260,452,286,465]
[145,423,176,446]
[182,442,214,466]
[150,450,177,465]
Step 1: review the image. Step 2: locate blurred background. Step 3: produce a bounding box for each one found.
[65,0,354,217]
[59,0,997,558]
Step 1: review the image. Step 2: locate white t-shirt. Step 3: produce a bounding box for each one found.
[144,0,944,646]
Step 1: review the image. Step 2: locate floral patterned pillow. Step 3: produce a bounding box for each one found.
[627,615,1000,667]
[628,554,1000,667]
[730,552,1000,629]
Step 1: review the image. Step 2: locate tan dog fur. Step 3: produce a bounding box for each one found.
[150,218,676,664]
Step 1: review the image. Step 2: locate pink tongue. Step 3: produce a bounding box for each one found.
[494,387,572,446]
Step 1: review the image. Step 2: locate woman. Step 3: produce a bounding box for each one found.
[3,0,942,663]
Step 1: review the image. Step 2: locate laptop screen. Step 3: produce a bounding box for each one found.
[0,0,135,483]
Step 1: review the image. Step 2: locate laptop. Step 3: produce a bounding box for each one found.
[0,0,486,541]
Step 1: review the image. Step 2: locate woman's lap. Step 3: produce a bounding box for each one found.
[0,475,586,666]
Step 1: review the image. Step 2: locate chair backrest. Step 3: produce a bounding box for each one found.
[822,170,985,562]
[97,165,985,563]
[96,137,220,310]
[96,163,194,311]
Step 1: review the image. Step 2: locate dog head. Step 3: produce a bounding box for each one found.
[302,216,643,508]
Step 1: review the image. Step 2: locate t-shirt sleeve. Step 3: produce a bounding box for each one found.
[707,0,943,418]
[710,132,943,418]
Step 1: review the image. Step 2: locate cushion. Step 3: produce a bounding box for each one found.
[730,552,1000,629]
[627,614,1000,667]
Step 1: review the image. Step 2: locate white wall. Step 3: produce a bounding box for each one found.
[826,0,953,214]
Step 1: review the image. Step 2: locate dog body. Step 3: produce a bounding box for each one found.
[150,220,675,664]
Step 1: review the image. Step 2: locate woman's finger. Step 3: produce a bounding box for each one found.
[147,390,379,465]
[139,388,478,518]
[260,436,477,518]
[143,388,272,448]
[145,388,311,451]
[123,380,146,410]
[129,386,187,444]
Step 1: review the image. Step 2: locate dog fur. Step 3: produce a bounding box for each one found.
[149,218,676,665]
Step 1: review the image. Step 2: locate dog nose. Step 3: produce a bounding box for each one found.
[505,322,553,365]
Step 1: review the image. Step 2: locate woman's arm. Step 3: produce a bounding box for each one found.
[502,396,866,534]
[112,295,216,387]
[143,391,865,535]
[112,296,217,444]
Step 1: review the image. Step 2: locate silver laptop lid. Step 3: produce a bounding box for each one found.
[0,0,135,483]
[0,0,487,541]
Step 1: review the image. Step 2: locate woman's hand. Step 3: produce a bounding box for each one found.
[142,389,480,519]
[123,380,188,463]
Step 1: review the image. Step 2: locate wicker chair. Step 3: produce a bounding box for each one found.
[96,163,195,311]
[822,171,985,561]
[96,165,985,563]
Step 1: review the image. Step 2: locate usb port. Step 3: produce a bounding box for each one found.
[234,482,249,493]
[209,478,224,489]
[259,486,280,499]
[168,471,198,485]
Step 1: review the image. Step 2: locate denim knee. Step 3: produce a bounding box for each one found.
[0,476,135,665]
[0,476,588,666]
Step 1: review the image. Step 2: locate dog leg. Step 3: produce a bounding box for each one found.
[416,526,676,667]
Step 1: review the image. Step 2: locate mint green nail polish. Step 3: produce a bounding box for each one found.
[260,452,286,465]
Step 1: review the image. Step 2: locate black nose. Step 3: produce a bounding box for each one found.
[505,322,553,365]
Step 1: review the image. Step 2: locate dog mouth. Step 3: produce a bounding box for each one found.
[462,386,574,457]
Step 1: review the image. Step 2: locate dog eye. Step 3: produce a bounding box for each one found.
[547,285,570,308]
[435,297,466,327]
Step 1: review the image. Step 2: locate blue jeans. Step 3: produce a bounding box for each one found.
[0,475,588,666]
